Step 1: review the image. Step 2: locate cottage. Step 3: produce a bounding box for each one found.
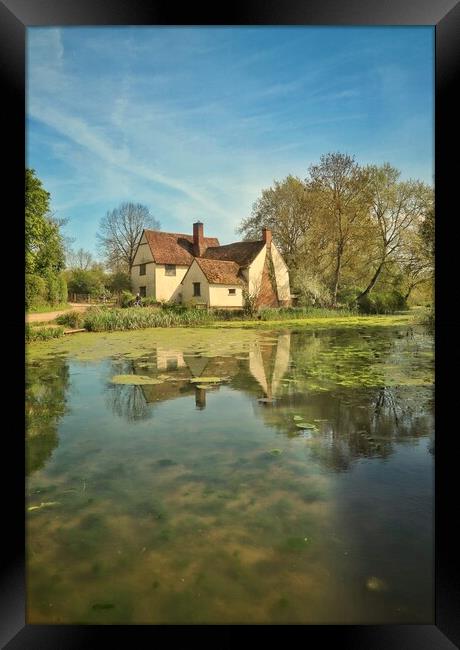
[131,221,291,309]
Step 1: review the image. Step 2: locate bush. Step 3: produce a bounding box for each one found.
[160,301,188,313]
[25,274,47,308]
[291,271,332,308]
[55,311,85,329]
[26,325,65,342]
[140,297,160,307]
[358,290,407,314]
[120,291,136,308]
[211,308,246,320]
[337,286,362,310]
[108,271,131,294]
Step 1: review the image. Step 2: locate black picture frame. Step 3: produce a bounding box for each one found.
[2,1,459,647]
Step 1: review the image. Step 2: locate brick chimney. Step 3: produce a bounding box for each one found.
[262,227,272,246]
[193,221,206,257]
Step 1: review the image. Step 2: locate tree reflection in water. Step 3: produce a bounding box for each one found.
[26,356,70,475]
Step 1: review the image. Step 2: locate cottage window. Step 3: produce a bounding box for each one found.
[165,264,176,276]
[228,288,236,295]
[193,282,201,297]
[139,263,146,276]
[139,286,146,298]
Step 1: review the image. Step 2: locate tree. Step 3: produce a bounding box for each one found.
[306,153,372,306]
[96,202,160,273]
[108,270,132,295]
[67,247,94,270]
[398,205,434,301]
[26,169,66,275]
[356,164,433,301]
[25,169,68,307]
[237,176,315,269]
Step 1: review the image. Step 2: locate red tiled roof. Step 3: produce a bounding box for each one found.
[202,240,265,267]
[143,230,220,265]
[195,258,245,286]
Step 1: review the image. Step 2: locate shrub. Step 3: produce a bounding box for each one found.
[120,291,136,308]
[211,308,246,320]
[358,290,407,314]
[44,271,61,305]
[55,311,85,329]
[25,274,47,308]
[140,297,160,307]
[108,271,131,294]
[242,288,259,316]
[160,301,188,312]
[291,271,332,308]
[337,286,362,310]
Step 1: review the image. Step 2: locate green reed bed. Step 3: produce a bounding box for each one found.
[82,306,217,331]
[26,325,65,341]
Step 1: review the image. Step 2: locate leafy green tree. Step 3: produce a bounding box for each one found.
[25,169,68,307]
[26,169,66,275]
[108,271,132,295]
[357,164,433,301]
[66,268,105,297]
[306,153,372,306]
[237,175,315,269]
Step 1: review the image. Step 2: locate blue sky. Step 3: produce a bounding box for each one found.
[27,26,434,257]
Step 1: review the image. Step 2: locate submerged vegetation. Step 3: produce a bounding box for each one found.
[26,325,434,624]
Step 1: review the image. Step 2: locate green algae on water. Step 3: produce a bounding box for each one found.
[110,375,165,385]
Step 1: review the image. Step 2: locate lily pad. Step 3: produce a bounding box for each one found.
[110,375,164,385]
[189,376,224,384]
[293,415,303,421]
[268,448,283,455]
[295,422,318,431]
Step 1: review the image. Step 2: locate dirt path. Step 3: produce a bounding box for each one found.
[26,303,92,324]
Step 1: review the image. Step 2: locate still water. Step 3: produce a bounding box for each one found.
[26,325,434,624]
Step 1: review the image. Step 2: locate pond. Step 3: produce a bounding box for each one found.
[26,324,434,624]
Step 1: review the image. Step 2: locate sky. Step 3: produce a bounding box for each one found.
[26,26,434,257]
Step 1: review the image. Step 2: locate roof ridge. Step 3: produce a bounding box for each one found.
[207,239,263,248]
[144,229,218,240]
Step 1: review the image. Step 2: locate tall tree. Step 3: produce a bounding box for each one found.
[237,175,316,269]
[306,153,371,305]
[357,164,433,300]
[67,247,94,270]
[97,202,160,273]
[25,168,66,275]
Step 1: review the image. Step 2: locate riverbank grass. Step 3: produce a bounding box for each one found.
[56,305,418,333]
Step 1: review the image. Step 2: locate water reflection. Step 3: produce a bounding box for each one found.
[26,325,434,624]
[26,356,70,475]
[103,328,433,472]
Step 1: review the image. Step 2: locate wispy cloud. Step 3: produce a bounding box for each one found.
[26,26,434,254]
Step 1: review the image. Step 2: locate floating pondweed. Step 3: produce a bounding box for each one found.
[110,375,165,385]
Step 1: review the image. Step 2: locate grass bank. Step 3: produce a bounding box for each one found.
[52,305,418,333]
[27,302,71,314]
